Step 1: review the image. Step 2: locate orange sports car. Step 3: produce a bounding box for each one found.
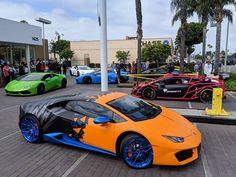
[19,92,201,169]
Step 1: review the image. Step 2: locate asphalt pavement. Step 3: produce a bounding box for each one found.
[0,75,236,177]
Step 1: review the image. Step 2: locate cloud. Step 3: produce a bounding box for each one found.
[0,0,235,54]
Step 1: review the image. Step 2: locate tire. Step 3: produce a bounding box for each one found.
[200,89,212,103]
[37,84,45,95]
[77,71,80,77]
[19,115,42,143]
[83,77,92,84]
[142,87,156,100]
[70,70,73,76]
[120,134,153,169]
[61,78,67,88]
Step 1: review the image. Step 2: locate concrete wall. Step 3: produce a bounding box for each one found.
[70,37,173,66]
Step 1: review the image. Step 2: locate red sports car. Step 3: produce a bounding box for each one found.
[131,74,225,103]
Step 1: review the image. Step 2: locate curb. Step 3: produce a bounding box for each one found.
[184,115,236,125]
[117,83,134,88]
[225,89,236,92]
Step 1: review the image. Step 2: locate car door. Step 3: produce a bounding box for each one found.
[42,74,58,90]
[68,101,116,152]
[156,78,189,98]
[108,71,116,83]
[92,71,101,83]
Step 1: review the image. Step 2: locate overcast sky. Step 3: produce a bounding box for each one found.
[0,0,235,54]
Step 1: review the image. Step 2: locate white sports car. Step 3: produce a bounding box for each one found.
[70,66,94,76]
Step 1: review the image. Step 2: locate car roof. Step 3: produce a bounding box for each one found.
[48,92,127,104]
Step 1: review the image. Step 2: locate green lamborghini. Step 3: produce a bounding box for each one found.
[5,73,67,96]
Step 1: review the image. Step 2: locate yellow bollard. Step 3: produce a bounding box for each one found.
[205,88,229,116]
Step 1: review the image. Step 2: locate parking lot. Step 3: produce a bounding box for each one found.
[0,76,236,177]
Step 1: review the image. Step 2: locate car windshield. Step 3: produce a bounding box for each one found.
[78,66,91,70]
[16,74,43,81]
[107,96,162,121]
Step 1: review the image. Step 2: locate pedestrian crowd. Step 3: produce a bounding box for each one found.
[0,58,68,88]
[0,61,18,87]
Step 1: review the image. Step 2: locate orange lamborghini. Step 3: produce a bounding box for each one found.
[19,92,201,169]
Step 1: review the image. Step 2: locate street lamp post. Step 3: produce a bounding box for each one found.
[98,0,108,92]
[225,19,230,72]
[35,17,51,66]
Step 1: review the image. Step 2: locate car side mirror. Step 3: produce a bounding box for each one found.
[45,78,51,81]
[94,117,113,124]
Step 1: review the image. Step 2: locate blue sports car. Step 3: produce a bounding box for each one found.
[76,70,129,84]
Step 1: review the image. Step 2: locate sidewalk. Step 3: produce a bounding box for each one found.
[173,108,236,125]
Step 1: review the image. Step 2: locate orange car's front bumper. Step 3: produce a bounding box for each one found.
[152,144,200,166]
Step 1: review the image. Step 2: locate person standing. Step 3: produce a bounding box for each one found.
[9,64,16,80]
[0,65,3,87]
[62,61,67,75]
[204,60,212,76]
[128,62,131,73]
[19,61,25,76]
[131,61,136,74]
[111,61,117,72]
[3,63,10,85]
[116,64,121,84]
[40,60,45,72]
[36,60,41,72]
[194,62,199,73]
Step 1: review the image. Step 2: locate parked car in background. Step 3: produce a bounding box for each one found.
[131,74,225,103]
[5,73,67,96]
[70,65,94,76]
[226,56,235,65]
[76,70,129,84]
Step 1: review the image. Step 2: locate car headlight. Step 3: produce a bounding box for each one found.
[163,135,184,143]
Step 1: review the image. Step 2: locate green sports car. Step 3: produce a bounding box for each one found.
[5,73,67,96]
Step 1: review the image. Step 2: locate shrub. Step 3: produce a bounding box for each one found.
[225,73,236,90]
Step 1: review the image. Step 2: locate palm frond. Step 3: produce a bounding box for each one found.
[172,10,181,25]
[222,8,233,23]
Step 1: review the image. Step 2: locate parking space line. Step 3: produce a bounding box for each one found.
[0,105,18,112]
[201,146,212,177]
[188,101,192,109]
[61,152,89,177]
[0,131,21,141]
[194,124,212,177]
[227,92,236,100]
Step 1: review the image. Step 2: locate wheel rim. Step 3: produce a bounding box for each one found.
[85,77,91,84]
[38,85,44,93]
[123,137,153,168]
[20,116,39,142]
[143,88,156,99]
[201,90,212,103]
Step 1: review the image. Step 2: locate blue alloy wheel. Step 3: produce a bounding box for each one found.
[20,115,41,143]
[121,134,153,169]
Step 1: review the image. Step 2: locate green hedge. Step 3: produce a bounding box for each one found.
[225,73,236,90]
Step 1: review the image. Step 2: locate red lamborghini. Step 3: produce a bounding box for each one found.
[131,74,225,103]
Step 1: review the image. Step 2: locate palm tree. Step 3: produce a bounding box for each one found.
[135,0,143,74]
[194,0,214,74]
[212,0,236,74]
[171,0,194,73]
